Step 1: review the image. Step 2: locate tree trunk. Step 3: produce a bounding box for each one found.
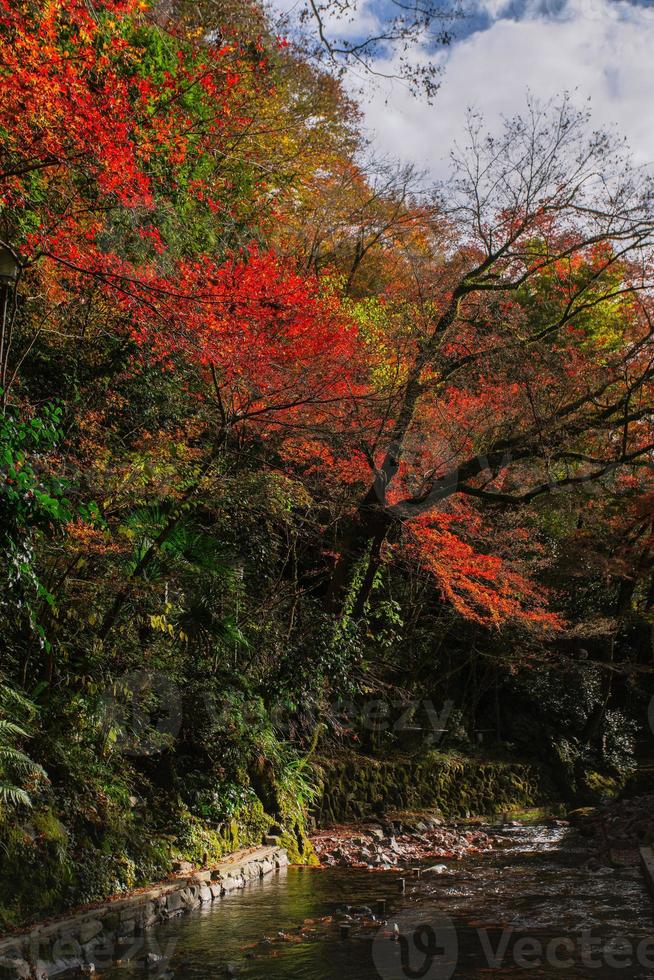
[324,290,464,616]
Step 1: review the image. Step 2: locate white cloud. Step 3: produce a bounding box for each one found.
[355,0,654,179]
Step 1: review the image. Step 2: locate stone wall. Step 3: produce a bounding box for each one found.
[0,846,287,979]
[317,751,550,824]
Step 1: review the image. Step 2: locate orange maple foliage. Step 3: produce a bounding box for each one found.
[403,512,562,629]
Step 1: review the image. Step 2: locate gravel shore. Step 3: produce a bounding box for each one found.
[311,813,494,870]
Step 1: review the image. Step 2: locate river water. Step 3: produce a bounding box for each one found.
[99,824,654,979]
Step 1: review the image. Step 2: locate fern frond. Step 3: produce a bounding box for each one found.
[0,783,32,807]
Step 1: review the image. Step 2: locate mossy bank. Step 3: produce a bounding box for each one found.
[0,779,315,932]
[316,750,557,824]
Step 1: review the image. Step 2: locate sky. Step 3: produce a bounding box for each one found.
[277,0,654,178]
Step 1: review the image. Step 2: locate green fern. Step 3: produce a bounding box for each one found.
[0,680,46,809]
[0,785,32,808]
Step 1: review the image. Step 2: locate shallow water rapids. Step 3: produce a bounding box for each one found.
[98,824,654,979]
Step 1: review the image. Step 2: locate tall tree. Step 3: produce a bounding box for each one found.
[325,99,654,616]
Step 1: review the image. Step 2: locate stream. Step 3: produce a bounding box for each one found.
[97,824,654,979]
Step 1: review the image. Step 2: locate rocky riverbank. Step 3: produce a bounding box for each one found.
[571,793,654,867]
[311,812,494,870]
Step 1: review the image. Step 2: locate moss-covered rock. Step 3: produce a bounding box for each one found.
[276,820,319,865]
